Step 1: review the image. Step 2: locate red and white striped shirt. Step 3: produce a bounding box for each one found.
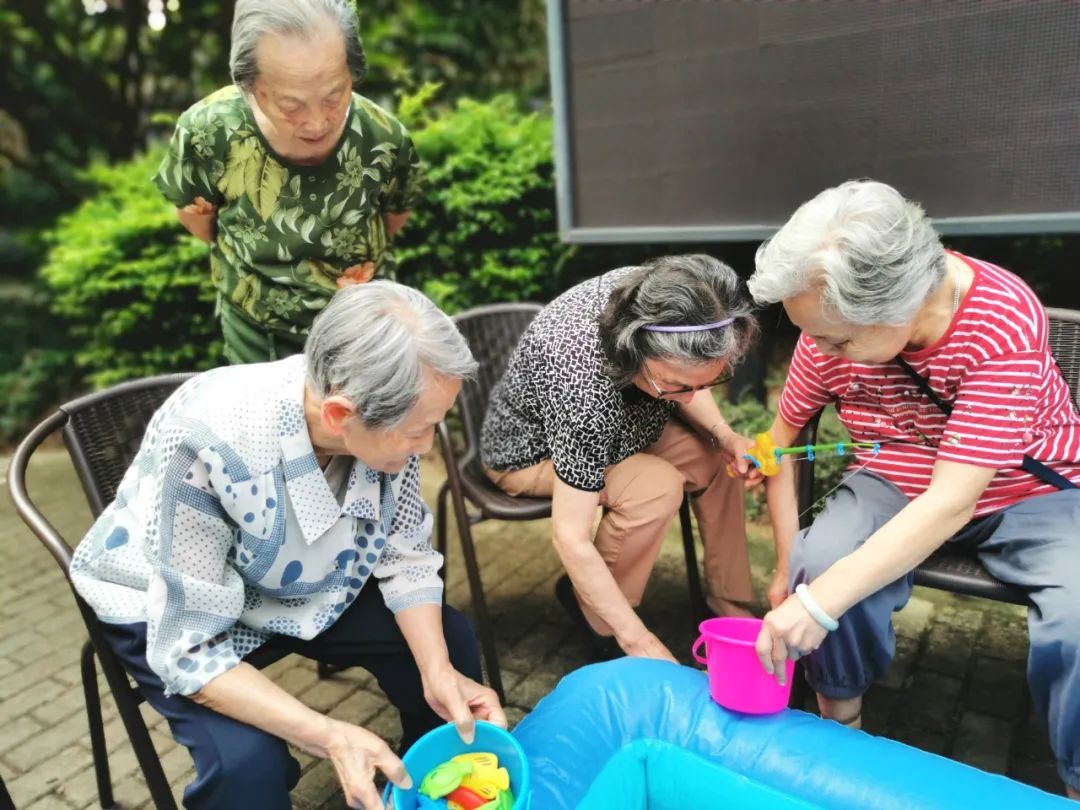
[777,253,1080,517]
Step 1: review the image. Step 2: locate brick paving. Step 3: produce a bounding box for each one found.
[0,448,1067,808]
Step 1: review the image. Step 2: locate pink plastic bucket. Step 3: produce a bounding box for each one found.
[692,617,794,714]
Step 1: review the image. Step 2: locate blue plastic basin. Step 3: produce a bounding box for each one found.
[385,721,530,809]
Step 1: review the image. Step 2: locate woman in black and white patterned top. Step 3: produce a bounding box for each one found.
[482,255,763,661]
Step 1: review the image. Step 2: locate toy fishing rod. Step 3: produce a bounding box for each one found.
[739,432,881,476]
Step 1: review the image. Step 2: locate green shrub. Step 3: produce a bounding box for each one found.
[39,149,222,388]
[394,88,575,311]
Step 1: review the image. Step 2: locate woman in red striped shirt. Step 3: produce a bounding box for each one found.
[749,180,1079,800]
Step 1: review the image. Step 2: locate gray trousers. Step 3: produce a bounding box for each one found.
[790,471,1080,790]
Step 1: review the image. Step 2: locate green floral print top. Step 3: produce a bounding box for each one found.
[154,86,423,337]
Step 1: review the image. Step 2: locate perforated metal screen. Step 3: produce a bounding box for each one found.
[549,0,1080,242]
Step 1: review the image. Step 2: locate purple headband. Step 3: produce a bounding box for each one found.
[641,317,735,333]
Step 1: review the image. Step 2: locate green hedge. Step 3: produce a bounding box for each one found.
[39,150,222,389]
[394,89,574,311]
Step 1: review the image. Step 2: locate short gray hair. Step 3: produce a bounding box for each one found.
[230,0,366,93]
[598,254,759,388]
[305,282,477,430]
[748,180,946,325]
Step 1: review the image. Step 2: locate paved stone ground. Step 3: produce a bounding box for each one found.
[0,448,1067,808]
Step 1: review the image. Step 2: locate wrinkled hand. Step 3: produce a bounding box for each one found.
[180,195,216,216]
[721,432,765,489]
[767,568,789,610]
[619,629,678,663]
[422,666,507,744]
[323,719,410,810]
[337,261,376,288]
[755,592,829,686]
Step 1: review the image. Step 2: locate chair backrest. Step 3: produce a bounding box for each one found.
[61,373,196,518]
[10,372,196,578]
[1047,308,1080,410]
[451,303,543,466]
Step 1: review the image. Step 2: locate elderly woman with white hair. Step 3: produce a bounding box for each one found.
[154,0,422,364]
[482,255,763,663]
[70,282,505,809]
[748,180,1080,800]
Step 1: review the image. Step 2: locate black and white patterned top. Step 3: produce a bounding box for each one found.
[481,267,676,492]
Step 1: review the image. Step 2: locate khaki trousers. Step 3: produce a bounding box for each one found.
[485,419,751,632]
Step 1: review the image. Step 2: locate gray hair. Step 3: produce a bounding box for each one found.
[598,254,759,388]
[749,180,946,326]
[305,282,477,430]
[230,0,366,93]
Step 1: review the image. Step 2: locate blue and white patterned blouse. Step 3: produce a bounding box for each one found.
[70,355,444,696]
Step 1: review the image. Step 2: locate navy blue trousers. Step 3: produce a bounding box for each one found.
[101,583,482,809]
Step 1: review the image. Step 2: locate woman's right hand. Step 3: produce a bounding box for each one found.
[619,628,678,663]
[322,718,411,810]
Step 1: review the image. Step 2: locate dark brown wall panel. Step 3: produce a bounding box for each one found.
[553,0,1080,238]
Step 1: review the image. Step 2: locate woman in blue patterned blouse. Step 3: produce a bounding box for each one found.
[71,282,505,809]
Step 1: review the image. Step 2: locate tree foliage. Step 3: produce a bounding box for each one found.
[0,1,234,194]
[357,0,548,104]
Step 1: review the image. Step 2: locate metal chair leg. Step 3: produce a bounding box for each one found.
[436,482,451,608]
[0,773,14,810]
[679,495,708,622]
[318,661,343,679]
[436,481,450,558]
[789,661,811,710]
[81,641,115,809]
[436,423,504,701]
[100,660,176,810]
[453,514,504,704]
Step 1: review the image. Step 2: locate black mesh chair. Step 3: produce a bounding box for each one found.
[793,306,1080,606]
[8,374,291,810]
[435,303,709,703]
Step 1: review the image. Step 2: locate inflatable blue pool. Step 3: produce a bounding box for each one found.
[512,658,1071,809]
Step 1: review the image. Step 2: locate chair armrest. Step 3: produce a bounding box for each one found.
[8,410,77,572]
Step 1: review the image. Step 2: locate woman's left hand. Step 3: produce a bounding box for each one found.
[422,666,507,743]
[755,593,830,685]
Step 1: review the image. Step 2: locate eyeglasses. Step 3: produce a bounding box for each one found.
[641,362,733,399]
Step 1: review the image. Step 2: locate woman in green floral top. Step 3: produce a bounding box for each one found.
[155,0,423,364]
